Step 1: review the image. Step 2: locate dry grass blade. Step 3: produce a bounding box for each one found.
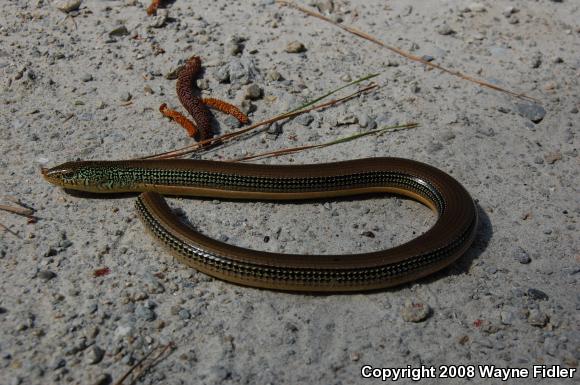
[277,0,538,103]
[113,342,175,385]
[0,222,20,238]
[128,342,176,385]
[0,204,35,217]
[288,72,379,113]
[235,122,419,161]
[140,83,378,160]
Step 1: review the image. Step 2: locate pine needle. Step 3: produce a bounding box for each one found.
[277,0,538,103]
[141,81,379,160]
[0,204,35,217]
[0,222,20,238]
[288,72,379,113]
[113,342,175,385]
[234,122,419,161]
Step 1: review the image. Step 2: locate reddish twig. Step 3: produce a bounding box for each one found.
[140,83,378,160]
[176,56,212,140]
[159,103,198,137]
[146,0,162,16]
[93,267,111,277]
[202,98,249,124]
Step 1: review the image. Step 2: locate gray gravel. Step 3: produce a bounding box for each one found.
[0,0,578,384]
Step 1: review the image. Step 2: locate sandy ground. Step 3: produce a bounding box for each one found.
[0,0,578,384]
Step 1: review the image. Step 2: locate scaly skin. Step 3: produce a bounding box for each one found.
[42,157,478,292]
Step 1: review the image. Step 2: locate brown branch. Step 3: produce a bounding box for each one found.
[277,0,538,103]
[140,83,378,160]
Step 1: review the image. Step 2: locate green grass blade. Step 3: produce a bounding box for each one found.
[288,73,380,113]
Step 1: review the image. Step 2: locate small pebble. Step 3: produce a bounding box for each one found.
[295,113,314,126]
[178,309,191,320]
[43,247,58,258]
[196,79,209,90]
[266,70,282,81]
[223,115,241,129]
[311,0,334,14]
[340,74,352,82]
[54,0,81,13]
[530,52,543,69]
[358,114,370,128]
[437,23,454,36]
[240,100,255,114]
[50,357,66,371]
[336,114,358,125]
[215,66,230,83]
[135,304,156,322]
[543,337,559,356]
[92,374,112,385]
[244,84,263,100]
[468,3,486,12]
[119,92,132,102]
[544,151,562,164]
[285,41,306,53]
[114,324,134,339]
[165,65,184,80]
[502,6,518,17]
[267,122,283,136]
[440,130,456,142]
[533,156,544,165]
[527,309,548,327]
[476,126,495,136]
[226,36,244,56]
[513,246,531,264]
[81,74,93,82]
[86,346,105,365]
[401,301,431,322]
[500,310,516,325]
[527,288,549,301]
[426,141,444,153]
[148,9,168,28]
[401,5,413,16]
[109,26,130,37]
[38,270,56,281]
[515,102,546,123]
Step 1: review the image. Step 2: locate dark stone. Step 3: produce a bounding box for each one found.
[527,288,549,301]
[515,103,546,123]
